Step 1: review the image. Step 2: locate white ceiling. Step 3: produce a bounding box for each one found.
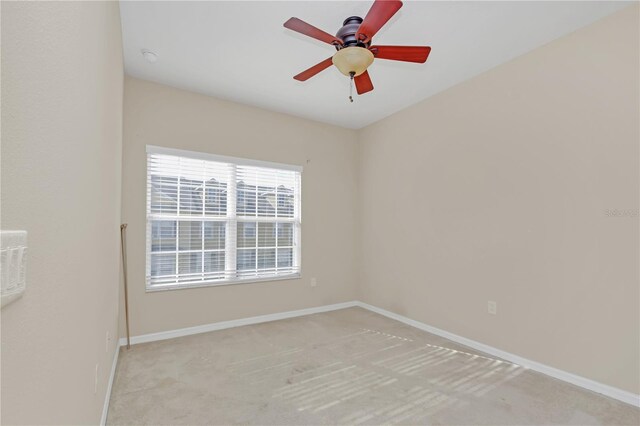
[120,1,631,129]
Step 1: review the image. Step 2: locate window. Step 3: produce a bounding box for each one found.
[146,146,301,291]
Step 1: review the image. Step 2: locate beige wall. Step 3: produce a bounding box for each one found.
[358,5,639,394]
[121,77,359,336]
[1,1,123,424]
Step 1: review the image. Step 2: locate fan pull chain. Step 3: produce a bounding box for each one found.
[349,72,355,103]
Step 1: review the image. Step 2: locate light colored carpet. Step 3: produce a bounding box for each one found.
[107,307,639,425]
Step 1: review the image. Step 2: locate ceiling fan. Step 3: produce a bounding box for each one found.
[283,0,431,99]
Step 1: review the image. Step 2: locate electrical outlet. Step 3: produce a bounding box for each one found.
[94,364,99,394]
[310,277,317,287]
[488,301,497,315]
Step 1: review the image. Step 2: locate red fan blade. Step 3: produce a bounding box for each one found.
[293,57,334,81]
[370,45,431,63]
[354,71,374,95]
[284,18,343,46]
[356,0,403,43]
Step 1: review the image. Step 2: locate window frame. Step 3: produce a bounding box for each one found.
[145,145,302,292]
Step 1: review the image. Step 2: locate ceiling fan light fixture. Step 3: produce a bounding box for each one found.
[332,47,374,77]
[284,0,430,96]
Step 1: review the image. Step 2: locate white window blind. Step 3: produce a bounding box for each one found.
[146,146,301,291]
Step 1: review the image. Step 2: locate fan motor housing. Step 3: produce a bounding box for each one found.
[336,16,371,49]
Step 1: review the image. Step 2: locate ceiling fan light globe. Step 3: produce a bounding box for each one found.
[332,47,374,77]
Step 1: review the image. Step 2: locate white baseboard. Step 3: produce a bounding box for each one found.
[118,301,358,347]
[112,299,639,409]
[100,344,120,426]
[354,301,640,408]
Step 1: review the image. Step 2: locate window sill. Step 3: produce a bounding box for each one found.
[145,273,302,293]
